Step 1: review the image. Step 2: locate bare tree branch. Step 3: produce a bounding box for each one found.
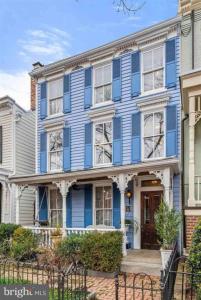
[113,0,145,14]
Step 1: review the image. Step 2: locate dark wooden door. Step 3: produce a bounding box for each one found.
[141,191,162,250]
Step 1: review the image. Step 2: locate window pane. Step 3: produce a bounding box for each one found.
[95,86,104,104]
[154,70,163,89]
[56,151,62,170]
[154,136,164,158]
[96,210,103,225]
[50,152,57,170]
[144,114,153,137]
[50,190,57,209]
[154,112,164,135]
[104,122,112,143]
[104,187,112,208]
[104,65,112,84]
[144,137,153,159]
[95,146,103,164]
[48,78,63,99]
[144,73,153,92]
[57,211,63,227]
[56,191,63,209]
[96,187,103,209]
[153,47,163,69]
[95,124,103,144]
[50,211,57,227]
[104,84,112,101]
[143,51,152,72]
[49,131,63,151]
[104,210,112,226]
[103,144,112,164]
[95,67,103,86]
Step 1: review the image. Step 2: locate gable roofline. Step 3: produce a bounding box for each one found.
[0,95,26,112]
[30,16,181,79]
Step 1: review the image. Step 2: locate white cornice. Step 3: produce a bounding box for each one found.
[88,103,116,121]
[136,94,170,112]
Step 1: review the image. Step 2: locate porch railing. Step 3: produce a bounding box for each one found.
[25,226,119,247]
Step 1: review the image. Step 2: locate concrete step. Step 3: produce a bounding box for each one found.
[121,261,162,276]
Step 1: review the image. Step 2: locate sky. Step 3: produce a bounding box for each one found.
[0,0,178,110]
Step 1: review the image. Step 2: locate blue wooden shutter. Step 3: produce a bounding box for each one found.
[63,74,71,113]
[84,184,93,227]
[84,123,93,169]
[131,112,141,163]
[166,105,177,157]
[112,58,121,102]
[131,52,141,97]
[113,117,122,165]
[66,190,72,227]
[38,186,48,221]
[84,67,92,109]
[40,132,47,173]
[63,127,71,171]
[166,38,176,88]
[40,82,47,120]
[113,183,120,229]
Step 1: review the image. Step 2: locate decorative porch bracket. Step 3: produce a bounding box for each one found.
[150,168,173,208]
[53,179,77,229]
[108,173,137,256]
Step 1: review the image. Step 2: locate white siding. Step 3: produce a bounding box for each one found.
[15,111,35,175]
[0,108,13,172]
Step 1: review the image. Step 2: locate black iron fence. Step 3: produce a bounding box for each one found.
[115,244,201,300]
[0,259,88,300]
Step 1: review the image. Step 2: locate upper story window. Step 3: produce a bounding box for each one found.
[48,130,63,171]
[143,111,164,159]
[142,46,164,93]
[95,185,112,226]
[48,78,63,116]
[94,121,112,166]
[94,64,112,105]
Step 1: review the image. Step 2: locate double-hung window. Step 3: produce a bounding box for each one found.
[49,189,62,227]
[48,130,63,171]
[143,111,164,159]
[95,185,112,226]
[94,121,112,166]
[94,64,112,105]
[48,78,63,116]
[142,46,164,93]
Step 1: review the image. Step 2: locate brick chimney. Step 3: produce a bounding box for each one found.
[30,62,44,111]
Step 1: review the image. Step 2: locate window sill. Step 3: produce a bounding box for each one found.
[46,113,64,120]
[142,157,166,163]
[140,88,167,98]
[93,163,113,169]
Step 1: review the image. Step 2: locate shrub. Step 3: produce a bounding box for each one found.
[154,201,181,249]
[57,231,123,273]
[10,227,38,261]
[187,218,201,292]
[0,223,21,255]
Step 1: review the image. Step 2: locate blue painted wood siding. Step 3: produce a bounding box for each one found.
[37,37,181,172]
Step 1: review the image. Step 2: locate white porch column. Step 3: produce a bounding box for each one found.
[109,173,136,256]
[53,179,76,230]
[188,96,196,206]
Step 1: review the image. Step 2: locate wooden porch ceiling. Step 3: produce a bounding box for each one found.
[9,158,180,186]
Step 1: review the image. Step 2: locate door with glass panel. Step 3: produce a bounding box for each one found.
[141,191,162,249]
[95,186,112,226]
[49,189,63,227]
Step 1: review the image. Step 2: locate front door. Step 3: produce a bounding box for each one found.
[141,191,162,250]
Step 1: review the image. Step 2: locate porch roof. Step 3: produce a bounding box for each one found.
[9,158,180,186]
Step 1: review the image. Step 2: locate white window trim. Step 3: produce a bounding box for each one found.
[93,118,113,168]
[47,77,64,118]
[47,129,63,173]
[141,44,166,96]
[141,108,166,162]
[93,182,113,227]
[93,62,113,108]
[48,186,63,227]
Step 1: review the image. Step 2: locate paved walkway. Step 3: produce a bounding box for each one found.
[87,273,161,300]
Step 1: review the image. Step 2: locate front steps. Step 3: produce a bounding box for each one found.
[121,249,162,276]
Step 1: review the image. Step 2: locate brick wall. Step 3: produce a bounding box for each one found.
[185,215,200,248]
[30,77,36,111]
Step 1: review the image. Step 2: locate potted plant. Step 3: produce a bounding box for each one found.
[154,201,181,270]
[51,225,63,248]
